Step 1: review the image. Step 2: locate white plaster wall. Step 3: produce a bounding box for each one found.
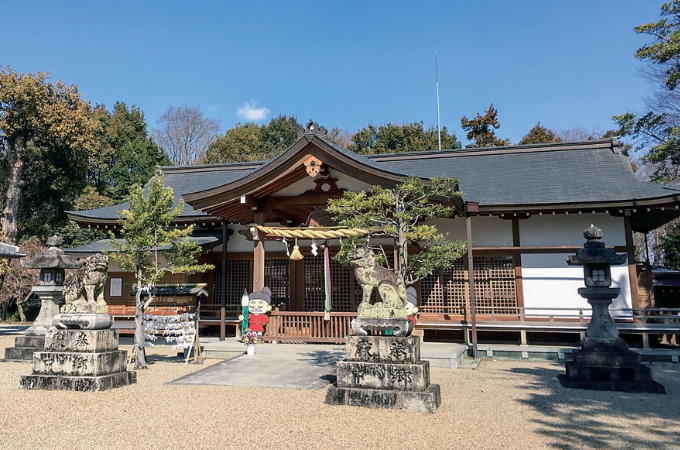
[273,169,373,197]
[521,253,632,317]
[519,213,626,247]
[428,216,513,247]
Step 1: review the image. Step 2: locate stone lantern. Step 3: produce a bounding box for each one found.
[558,225,664,394]
[4,236,83,361]
[20,236,83,335]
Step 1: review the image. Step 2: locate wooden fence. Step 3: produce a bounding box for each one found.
[264,311,356,343]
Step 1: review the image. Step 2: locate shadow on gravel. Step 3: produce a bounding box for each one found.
[509,364,680,450]
[0,324,28,336]
[296,349,344,367]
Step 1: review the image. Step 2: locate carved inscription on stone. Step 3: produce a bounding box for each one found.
[51,330,67,349]
[389,341,408,362]
[74,332,89,349]
[355,339,374,361]
[350,365,386,384]
[72,356,88,373]
[390,367,413,386]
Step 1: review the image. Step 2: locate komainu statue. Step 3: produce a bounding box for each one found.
[349,247,407,319]
[61,253,109,314]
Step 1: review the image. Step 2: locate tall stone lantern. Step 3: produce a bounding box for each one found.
[20,236,83,335]
[4,236,83,361]
[558,225,664,394]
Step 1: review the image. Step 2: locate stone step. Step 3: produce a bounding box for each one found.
[564,361,654,384]
[325,384,441,413]
[336,360,431,391]
[558,374,665,394]
[20,371,137,392]
[14,335,45,349]
[32,350,128,377]
[572,350,641,367]
[4,347,39,361]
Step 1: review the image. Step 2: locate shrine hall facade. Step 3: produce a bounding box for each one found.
[66,123,680,344]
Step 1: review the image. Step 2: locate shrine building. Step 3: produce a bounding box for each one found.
[65,122,680,346]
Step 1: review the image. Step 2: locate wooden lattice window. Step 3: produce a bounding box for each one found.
[473,255,516,314]
[265,258,290,309]
[212,259,251,310]
[302,255,358,312]
[420,254,517,315]
[420,258,467,314]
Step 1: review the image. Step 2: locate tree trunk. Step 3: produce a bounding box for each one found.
[17,299,26,322]
[133,274,148,369]
[1,137,26,245]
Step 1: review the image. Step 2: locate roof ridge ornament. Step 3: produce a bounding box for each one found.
[299,119,328,138]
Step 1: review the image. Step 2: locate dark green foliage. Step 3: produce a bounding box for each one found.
[635,1,680,91]
[56,221,107,249]
[91,102,170,203]
[347,122,460,155]
[519,122,562,145]
[660,226,680,270]
[203,115,302,163]
[460,104,511,148]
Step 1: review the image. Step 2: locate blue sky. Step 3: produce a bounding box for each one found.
[2,1,663,145]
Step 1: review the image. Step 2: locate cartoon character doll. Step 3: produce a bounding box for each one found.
[239,287,272,340]
[405,286,418,328]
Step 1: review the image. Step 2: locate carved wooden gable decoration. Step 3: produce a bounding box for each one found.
[183,121,435,225]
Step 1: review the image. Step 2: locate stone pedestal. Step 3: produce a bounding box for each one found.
[559,348,665,394]
[20,328,136,391]
[4,286,63,361]
[4,335,45,361]
[325,336,441,413]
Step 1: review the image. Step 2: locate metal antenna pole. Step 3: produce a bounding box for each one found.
[436,52,441,151]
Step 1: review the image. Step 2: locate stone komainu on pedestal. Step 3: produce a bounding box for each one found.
[558,225,664,394]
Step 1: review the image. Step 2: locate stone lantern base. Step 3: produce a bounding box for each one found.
[559,345,665,394]
[325,335,441,413]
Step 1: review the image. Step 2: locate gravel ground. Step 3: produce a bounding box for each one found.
[1,329,680,450]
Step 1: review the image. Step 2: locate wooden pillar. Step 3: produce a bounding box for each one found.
[253,212,266,292]
[511,218,525,309]
[220,221,228,341]
[624,214,640,311]
[466,202,479,359]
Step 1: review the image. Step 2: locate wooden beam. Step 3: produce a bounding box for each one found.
[269,209,294,223]
[240,195,260,210]
[253,212,266,291]
[220,222,228,341]
[466,213,478,359]
[624,215,640,310]
[512,218,525,309]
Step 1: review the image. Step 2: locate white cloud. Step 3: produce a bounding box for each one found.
[237,100,270,121]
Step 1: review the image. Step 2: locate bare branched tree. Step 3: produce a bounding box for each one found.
[0,237,43,321]
[151,105,220,166]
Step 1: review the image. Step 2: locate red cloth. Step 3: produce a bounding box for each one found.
[408,315,416,327]
[248,313,269,333]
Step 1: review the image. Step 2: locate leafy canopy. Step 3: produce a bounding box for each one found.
[202,115,302,163]
[347,122,460,155]
[326,176,467,284]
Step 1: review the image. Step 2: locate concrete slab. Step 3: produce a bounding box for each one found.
[168,343,345,390]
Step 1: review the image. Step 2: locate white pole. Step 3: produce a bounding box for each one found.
[436,53,441,150]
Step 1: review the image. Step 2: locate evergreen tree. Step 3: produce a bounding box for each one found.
[519,122,562,145]
[326,176,467,285]
[460,104,510,148]
[347,122,460,155]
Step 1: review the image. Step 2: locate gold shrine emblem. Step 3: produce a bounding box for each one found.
[303,155,322,177]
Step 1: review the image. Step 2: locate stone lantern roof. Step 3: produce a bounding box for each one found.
[20,236,84,270]
[566,225,627,266]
